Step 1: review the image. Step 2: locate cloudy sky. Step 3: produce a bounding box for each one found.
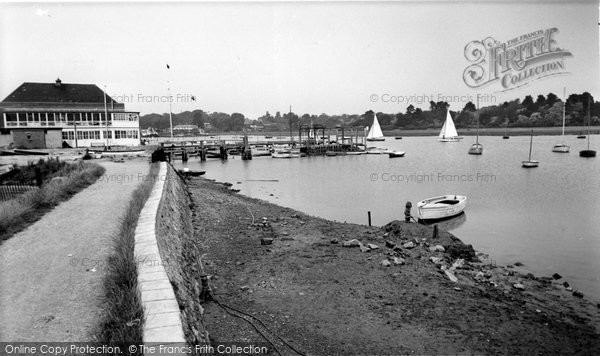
[0,0,598,118]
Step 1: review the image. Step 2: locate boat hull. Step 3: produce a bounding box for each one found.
[366,137,385,142]
[439,137,460,142]
[388,151,405,158]
[417,195,467,221]
[579,150,596,158]
[552,144,570,153]
[468,144,483,155]
[522,160,539,168]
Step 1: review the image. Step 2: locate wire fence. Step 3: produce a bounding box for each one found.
[0,183,39,201]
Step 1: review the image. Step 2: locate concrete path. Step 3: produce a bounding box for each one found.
[0,159,150,341]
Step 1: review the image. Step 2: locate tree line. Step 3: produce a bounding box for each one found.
[140,92,599,132]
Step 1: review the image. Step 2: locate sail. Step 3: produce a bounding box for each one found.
[367,114,384,139]
[439,109,458,138]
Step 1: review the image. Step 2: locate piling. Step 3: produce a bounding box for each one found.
[368,211,372,227]
[200,141,206,161]
[432,224,438,239]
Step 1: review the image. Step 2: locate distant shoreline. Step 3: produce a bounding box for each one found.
[384,126,600,137]
[150,125,599,140]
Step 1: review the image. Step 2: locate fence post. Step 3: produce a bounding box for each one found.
[35,167,42,187]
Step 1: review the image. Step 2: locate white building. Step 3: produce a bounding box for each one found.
[0,79,140,148]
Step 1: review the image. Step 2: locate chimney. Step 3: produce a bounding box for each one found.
[54,78,62,87]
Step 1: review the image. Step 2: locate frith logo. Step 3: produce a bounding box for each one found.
[463,28,572,91]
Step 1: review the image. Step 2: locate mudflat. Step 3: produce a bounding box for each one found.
[184,178,600,355]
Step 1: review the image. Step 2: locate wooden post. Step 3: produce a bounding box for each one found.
[368,211,372,227]
[200,141,206,161]
[432,224,438,239]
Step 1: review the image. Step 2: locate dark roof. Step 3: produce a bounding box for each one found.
[2,79,118,105]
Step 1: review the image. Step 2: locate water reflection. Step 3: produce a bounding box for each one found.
[428,212,467,231]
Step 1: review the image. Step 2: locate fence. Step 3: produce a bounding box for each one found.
[0,183,39,201]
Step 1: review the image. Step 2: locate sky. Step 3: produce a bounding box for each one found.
[0,0,598,118]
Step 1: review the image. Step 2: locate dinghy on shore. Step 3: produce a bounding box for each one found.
[417,195,467,221]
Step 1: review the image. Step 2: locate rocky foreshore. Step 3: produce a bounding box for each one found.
[175,176,600,355]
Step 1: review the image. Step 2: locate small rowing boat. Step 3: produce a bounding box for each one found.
[417,195,467,221]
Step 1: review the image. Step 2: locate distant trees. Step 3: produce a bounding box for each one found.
[139,91,598,132]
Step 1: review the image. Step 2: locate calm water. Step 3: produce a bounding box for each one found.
[176,135,600,299]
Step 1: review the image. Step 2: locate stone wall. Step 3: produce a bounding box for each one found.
[155,163,209,344]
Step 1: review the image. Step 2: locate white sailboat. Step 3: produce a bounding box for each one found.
[552,87,570,153]
[366,113,385,141]
[439,108,461,142]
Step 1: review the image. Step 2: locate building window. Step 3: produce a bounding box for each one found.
[6,113,18,126]
[103,130,112,139]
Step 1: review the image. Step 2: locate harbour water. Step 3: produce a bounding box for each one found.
[176,135,600,299]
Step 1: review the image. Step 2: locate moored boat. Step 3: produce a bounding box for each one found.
[468,143,483,155]
[552,88,570,153]
[417,195,467,221]
[366,113,385,141]
[365,147,388,154]
[271,149,292,158]
[388,151,405,158]
[272,147,300,158]
[522,130,539,168]
[579,98,596,158]
[178,168,205,176]
[439,107,461,142]
[552,144,569,153]
[468,97,483,155]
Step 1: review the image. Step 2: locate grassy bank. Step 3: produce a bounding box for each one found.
[0,160,106,243]
[95,163,159,350]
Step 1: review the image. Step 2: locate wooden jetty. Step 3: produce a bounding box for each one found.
[159,125,368,161]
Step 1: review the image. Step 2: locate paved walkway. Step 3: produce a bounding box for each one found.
[0,159,150,341]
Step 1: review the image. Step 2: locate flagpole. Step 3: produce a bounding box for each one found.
[104,85,109,147]
[168,84,173,139]
[166,63,173,140]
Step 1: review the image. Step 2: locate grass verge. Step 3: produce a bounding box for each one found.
[0,160,106,243]
[95,162,160,351]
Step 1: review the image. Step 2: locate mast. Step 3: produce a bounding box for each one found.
[562,87,566,138]
[528,130,533,161]
[587,96,591,150]
[476,94,479,144]
[289,105,293,142]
